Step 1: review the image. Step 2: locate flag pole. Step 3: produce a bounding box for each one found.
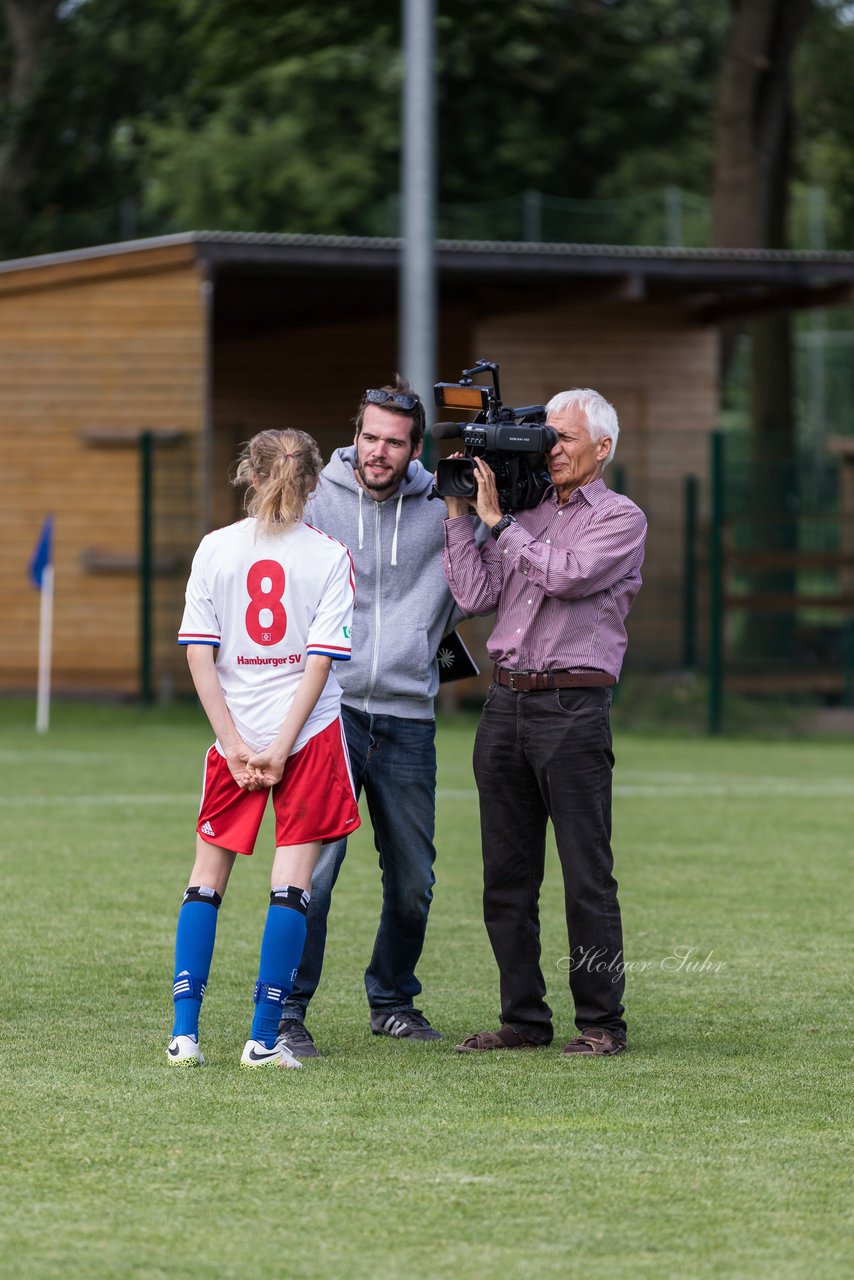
[36,563,54,734]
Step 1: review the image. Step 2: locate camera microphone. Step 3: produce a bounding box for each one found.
[430,422,464,440]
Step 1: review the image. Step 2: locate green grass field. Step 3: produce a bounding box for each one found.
[1,699,852,1280]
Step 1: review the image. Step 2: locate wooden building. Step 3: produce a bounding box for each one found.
[2,231,853,697]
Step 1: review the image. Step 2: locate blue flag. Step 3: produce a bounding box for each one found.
[29,516,54,590]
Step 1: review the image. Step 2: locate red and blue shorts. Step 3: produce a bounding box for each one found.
[196,717,360,855]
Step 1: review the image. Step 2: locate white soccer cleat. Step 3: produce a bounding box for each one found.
[275,1041,304,1070]
[166,1034,205,1066]
[240,1039,303,1070]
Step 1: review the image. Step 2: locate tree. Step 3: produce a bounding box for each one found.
[0,0,733,252]
[711,0,813,249]
[796,1,854,248]
[710,0,814,658]
[0,0,60,252]
[0,0,206,256]
[438,0,726,205]
[3,0,852,263]
[139,2,402,235]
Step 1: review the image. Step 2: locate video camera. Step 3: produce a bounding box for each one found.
[430,360,556,512]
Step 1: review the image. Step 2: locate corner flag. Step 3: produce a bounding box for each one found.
[29,516,55,732]
[29,515,54,589]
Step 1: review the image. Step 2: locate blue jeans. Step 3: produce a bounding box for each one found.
[282,705,437,1019]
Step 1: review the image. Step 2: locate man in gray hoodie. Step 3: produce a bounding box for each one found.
[277,376,460,1056]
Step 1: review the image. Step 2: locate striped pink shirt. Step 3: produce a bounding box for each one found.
[442,478,646,680]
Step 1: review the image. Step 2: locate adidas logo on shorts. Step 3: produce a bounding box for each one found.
[200,820,215,837]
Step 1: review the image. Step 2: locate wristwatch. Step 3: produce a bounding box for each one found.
[490,514,517,540]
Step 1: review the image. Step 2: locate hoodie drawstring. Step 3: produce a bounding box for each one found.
[350,455,405,563]
[390,491,403,567]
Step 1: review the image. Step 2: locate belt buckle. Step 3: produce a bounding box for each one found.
[508,670,523,691]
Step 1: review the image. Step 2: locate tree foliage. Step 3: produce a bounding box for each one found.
[0,0,853,256]
[796,0,854,245]
[0,0,201,252]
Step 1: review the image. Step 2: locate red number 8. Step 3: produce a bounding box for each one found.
[245,560,287,646]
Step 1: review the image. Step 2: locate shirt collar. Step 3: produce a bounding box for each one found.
[545,475,609,509]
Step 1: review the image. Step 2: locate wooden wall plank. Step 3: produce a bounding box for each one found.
[0,263,205,692]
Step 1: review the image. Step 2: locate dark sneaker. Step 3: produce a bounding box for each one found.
[370,1008,442,1040]
[276,1018,320,1059]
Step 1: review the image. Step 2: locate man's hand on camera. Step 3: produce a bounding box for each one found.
[470,458,503,528]
[438,453,476,519]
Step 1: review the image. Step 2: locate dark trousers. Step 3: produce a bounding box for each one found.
[472,683,625,1045]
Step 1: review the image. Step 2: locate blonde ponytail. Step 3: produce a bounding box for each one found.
[232,429,323,536]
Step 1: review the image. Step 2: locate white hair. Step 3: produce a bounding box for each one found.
[546,388,619,467]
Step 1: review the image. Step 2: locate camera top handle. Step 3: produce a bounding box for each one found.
[460,360,501,411]
[433,359,501,420]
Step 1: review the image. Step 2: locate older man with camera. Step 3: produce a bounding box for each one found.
[441,387,646,1056]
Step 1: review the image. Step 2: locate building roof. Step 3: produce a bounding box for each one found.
[1,230,853,319]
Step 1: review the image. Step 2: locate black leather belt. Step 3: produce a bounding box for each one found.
[493,665,615,692]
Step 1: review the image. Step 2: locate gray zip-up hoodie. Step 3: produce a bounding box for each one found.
[305,446,462,718]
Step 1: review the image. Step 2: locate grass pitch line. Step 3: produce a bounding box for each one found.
[6,777,854,807]
[0,793,200,806]
[614,781,854,797]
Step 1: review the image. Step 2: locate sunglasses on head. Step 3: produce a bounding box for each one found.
[364,388,420,412]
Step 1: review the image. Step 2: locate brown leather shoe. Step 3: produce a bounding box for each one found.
[454,1025,544,1053]
[562,1028,627,1056]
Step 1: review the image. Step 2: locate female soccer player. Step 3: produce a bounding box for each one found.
[167,429,359,1068]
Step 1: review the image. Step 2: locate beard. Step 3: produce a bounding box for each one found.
[355,455,410,496]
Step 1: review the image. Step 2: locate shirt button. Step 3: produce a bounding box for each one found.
[546,539,551,544]
[516,628,521,634]
[527,599,532,605]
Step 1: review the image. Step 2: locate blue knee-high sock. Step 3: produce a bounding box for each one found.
[251,885,310,1048]
[172,885,222,1038]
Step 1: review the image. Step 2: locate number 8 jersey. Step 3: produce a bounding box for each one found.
[179,517,355,755]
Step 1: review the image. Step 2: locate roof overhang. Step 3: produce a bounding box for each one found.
[1,231,853,320]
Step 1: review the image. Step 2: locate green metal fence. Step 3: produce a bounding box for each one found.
[138,431,199,704]
[135,424,854,728]
[707,429,854,731]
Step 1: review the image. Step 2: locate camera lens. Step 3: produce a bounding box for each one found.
[436,457,476,499]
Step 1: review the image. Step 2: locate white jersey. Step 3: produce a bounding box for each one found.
[178,517,355,755]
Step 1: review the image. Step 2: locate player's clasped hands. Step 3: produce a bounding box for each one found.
[220,742,258,791]
[221,746,285,791]
[223,741,284,791]
[244,748,287,790]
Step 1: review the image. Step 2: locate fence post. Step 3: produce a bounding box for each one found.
[683,474,698,668]
[665,185,684,247]
[523,189,543,242]
[140,431,154,706]
[708,433,724,734]
[844,618,854,708]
